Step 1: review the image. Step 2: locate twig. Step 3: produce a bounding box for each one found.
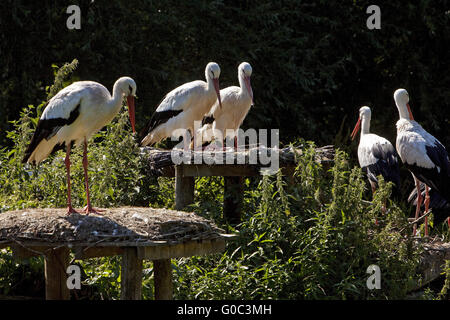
[398,209,433,234]
[408,209,433,226]
[9,238,48,258]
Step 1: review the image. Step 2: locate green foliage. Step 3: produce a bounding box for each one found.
[172,146,424,300]
[47,59,80,101]
[0,248,44,297]
[80,256,122,300]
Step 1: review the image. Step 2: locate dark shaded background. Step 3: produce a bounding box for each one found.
[1,0,449,155]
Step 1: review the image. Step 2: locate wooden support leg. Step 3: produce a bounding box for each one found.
[121,248,143,300]
[224,176,243,225]
[44,247,70,300]
[175,165,195,210]
[153,259,173,300]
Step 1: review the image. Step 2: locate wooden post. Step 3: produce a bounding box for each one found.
[121,247,143,300]
[175,165,195,210]
[153,259,173,300]
[223,176,243,225]
[44,247,70,300]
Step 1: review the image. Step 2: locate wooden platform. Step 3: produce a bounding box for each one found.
[141,145,335,224]
[141,145,335,178]
[0,207,235,300]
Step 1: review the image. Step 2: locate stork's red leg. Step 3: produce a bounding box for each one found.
[413,177,423,236]
[65,144,78,215]
[424,185,430,237]
[370,183,380,226]
[82,138,103,215]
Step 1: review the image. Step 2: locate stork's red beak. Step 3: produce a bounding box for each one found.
[406,103,414,120]
[213,78,222,109]
[351,117,361,141]
[127,95,136,133]
[244,76,254,105]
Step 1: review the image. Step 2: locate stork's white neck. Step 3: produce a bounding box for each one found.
[360,116,371,136]
[109,80,126,113]
[395,101,411,120]
[205,75,214,90]
[237,71,249,97]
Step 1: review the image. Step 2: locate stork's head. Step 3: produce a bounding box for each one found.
[359,106,371,120]
[239,62,254,105]
[394,88,414,121]
[117,76,137,133]
[206,62,222,108]
[351,106,371,141]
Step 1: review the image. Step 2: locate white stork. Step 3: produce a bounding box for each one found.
[195,62,254,150]
[351,106,400,225]
[23,77,137,215]
[140,62,222,147]
[351,106,401,197]
[394,88,450,235]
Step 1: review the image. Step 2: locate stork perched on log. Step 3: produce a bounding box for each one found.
[351,106,401,198]
[140,62,222,148]
[393,88,450,236]
[195,62,254,150]
[23,77,137,215]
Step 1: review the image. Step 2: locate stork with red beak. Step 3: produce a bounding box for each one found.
[394,88,450,236]
[196,62,254,150]
[351,106,401,201]
[140,62,222,147]
[23,77,137,215]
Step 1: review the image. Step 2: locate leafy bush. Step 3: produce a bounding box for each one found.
[172,147,423,300]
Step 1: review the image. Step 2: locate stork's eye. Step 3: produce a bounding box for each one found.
[128,85,133,95]
[210,70,215,79]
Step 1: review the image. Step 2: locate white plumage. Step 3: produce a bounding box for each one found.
[23,77,137,214]
[357,135,391,166]
[140,62,222,147]
[396,119,443,170]
[196,62,254,149]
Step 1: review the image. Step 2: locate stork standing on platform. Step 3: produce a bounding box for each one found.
[140,62,222,147]
[196,62,254,149]
[393,88,450,236]
[351,106,400,212]
[23,77,137,215]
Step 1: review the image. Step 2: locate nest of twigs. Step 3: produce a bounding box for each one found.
[0,207,225,244]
